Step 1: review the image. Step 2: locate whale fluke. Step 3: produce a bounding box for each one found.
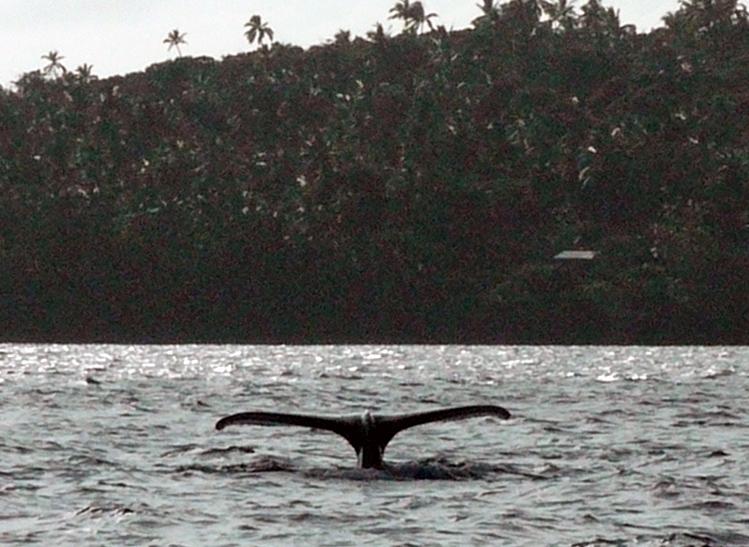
[215,405,511,469]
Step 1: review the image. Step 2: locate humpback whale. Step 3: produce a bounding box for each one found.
[215,405,511,469]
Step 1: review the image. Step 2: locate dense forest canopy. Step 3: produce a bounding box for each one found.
[1,0,747,343]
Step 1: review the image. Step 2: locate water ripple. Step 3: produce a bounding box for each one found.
[0,344,748,545]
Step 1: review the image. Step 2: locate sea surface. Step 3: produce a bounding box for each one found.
[1,345,748,546]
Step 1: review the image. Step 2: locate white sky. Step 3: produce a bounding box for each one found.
[1,0,681,87]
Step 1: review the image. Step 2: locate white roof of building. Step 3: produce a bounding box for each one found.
[554,250,598,260]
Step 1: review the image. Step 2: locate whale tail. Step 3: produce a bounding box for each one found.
[215,405,511,469]
[373,405,511,448]
[215,411,366,452]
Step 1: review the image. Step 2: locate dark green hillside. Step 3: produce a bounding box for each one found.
[1,0,747,343]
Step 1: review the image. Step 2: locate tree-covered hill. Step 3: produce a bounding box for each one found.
[1,0,747,343]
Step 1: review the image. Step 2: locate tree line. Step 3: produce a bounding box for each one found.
[1,0,747,343]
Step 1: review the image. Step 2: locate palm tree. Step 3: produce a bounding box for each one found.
[333,29,352,46]
[411,1,438,32]
[163,29,187,57]
[41,50,66,77]
[244,15,274,47]
[76,63,95,82]
[389,1,437,33]
[472,0,501,27]
[540,0,577,31]
[367,22,389,44]
[389,0,411,26]
[579,0,623,37]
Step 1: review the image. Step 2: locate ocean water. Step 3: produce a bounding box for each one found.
[1,345,748,546]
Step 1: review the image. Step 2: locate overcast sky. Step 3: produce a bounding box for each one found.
[1,0,682,87]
